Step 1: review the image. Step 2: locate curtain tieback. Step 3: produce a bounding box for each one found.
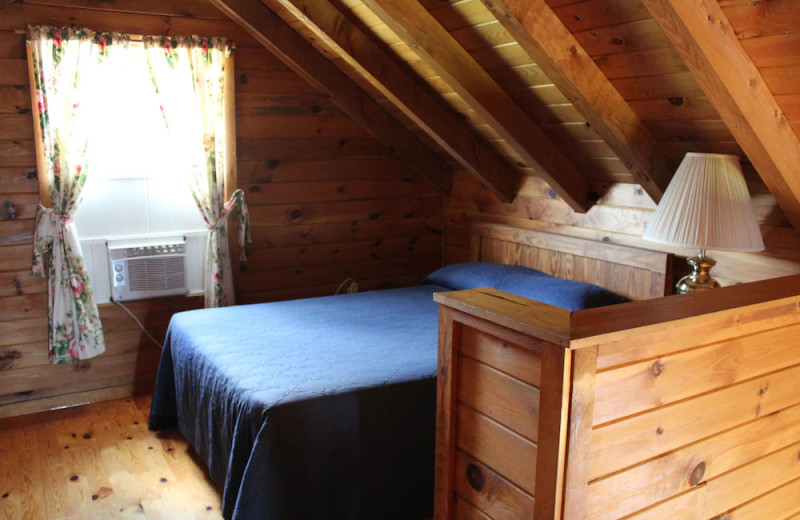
[32,204,74,277]
[207,189,251,263]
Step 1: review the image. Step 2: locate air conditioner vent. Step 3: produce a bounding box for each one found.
[128,256,186,292]
[107,237,188,301]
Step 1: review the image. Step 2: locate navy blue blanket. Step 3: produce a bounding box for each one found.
[150,285,447,520]
[149,263,627,519]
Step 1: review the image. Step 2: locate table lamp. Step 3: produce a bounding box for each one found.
[643,152,764,294]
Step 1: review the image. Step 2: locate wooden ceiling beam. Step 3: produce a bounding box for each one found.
[640,0,800,230]
[208,0,452,195]
[483,0,671,203]
[268,0,518,202]
[360,0,592,212]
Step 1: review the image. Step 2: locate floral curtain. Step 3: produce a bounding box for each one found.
[143,36,249,308]
[28,26,127,363]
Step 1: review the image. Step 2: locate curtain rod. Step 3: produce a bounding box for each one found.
[15,28,144,41]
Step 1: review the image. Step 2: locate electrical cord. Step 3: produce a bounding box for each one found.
[111,299,164,350]
[335,278,358,295]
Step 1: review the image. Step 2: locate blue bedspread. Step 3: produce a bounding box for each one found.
[149,285,448,520]
[149,263,627,519]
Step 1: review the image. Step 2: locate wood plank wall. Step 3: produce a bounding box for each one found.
[446,171,800,287]
[0,0,442,418]
[585,290,800,519]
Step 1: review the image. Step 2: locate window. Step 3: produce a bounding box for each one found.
[29,26,242,363]
[72,41,207,303]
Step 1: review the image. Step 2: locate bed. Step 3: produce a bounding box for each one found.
[149,225,673,520]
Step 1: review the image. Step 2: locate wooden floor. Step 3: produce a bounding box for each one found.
[0,395,222,520]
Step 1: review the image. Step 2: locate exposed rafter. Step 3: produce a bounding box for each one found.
[360,0,593,212]
[482,0,671,203]
[267,0,518,202]
[207,0,452,195]
[640,0,800,230]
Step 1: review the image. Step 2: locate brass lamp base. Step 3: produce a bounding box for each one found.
[676,255,721,294]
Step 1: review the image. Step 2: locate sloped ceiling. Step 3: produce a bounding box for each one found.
[212,0,800,230]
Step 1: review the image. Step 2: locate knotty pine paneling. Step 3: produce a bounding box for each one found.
[0,0,443,418]
[723,0,800,139]
[584,298,800,519]
[446,171,800,286]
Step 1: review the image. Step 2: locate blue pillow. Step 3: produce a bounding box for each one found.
[423,262,627,311]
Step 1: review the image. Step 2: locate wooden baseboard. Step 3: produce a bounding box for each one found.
[0,383,148,419]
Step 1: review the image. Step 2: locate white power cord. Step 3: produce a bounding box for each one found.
[335,278,359,295]
[111,299,164,349]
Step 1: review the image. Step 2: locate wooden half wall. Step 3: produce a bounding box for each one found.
[434,276,800,519]
[0,0,443,418]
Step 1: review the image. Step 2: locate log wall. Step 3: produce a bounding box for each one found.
[0,0,442,418]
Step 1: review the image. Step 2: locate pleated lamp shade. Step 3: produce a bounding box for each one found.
[643,153,764,252]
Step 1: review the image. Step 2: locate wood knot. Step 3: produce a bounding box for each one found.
[656,427,664,436]
[611,37,624,46]
[668,97,684,106]
[689,461,706,486]
[651,360,665,377]
[289,209,303,221]
[0,350,22,371]
[466,463,484,492]
[758,385,768,396]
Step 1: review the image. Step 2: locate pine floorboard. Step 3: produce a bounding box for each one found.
[0,395,222,520]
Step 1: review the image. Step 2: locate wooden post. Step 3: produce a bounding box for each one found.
[433,306,460,520]
[535,343,571,520]
[561,347,598,519]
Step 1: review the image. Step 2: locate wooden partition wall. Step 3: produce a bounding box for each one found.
[434,275,800,520]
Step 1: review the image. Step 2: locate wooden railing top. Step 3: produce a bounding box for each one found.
[434,274,800,350]
[434,288,573,347]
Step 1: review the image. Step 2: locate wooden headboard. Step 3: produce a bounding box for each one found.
[458,222,673,300]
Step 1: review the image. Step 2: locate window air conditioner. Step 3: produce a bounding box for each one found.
[107,237,188,301]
